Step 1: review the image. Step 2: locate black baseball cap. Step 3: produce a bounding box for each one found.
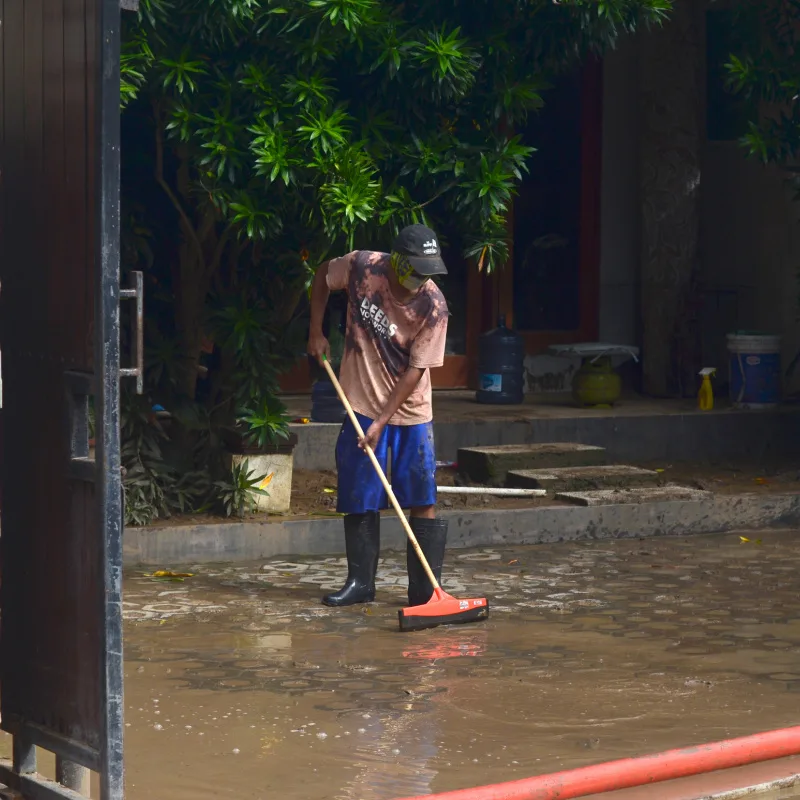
[391,224,448,276]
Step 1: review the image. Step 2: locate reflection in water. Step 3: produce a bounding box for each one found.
[335,672,441,799]
[337,634,489,798]
[402,629,488,662]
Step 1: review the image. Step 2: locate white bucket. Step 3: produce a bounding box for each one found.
[228,452,294,513]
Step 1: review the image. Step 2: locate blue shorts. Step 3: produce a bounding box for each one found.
[336,413,437,514]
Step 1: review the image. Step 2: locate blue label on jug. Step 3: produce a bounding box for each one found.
[480,374,502,392]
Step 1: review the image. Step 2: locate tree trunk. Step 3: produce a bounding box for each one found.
[275,278,306,326]
[173,239,207,400]
[156,133,228,401]
[639,0,703,397]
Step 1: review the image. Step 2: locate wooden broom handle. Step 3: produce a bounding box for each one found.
[322,357,441,592]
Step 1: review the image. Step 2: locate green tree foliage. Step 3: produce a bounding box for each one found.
[118,0,670,524]
[725,0,800,164]
[121,0,670,401]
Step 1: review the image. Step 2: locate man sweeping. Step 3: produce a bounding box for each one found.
[307,224,449,608]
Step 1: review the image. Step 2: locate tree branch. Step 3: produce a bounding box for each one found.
[208,224,236,282]
[152,102,205,267]
[417,180,457,209]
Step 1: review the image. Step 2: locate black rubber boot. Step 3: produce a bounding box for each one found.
[322,512,380,606]
[407,517,448,607]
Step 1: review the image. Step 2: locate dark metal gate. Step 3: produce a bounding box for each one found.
[0,0,125,798]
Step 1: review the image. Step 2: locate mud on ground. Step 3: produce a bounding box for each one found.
[143,458,800,528]
[117,530,800,798]
[289,458,800,514]
[8,528,799,799]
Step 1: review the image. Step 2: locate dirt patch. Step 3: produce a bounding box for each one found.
[143,467,559,529]
[290,468,339,515]
[432,467,562,511]
[141,458,800,529]
[640,458,800,495]
[290,467,561,515]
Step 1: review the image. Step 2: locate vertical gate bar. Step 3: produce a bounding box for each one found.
[56,757,90,795]
[12,734,36,775]
[95,0,124,797]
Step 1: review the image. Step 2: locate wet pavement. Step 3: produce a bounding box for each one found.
[115,529,800,798]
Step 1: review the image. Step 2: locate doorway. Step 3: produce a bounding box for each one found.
[492,59,603,357]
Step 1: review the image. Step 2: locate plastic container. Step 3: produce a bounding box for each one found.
[727,333,781,409]
[476,315,525,405]
[311,378,346,423]
[697,368,716,411]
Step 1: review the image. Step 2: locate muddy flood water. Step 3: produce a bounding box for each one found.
[21,529,800,799]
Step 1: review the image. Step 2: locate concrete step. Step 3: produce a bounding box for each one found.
[556,485,712,507]
[457,442,606,486]
[508,464,661,493]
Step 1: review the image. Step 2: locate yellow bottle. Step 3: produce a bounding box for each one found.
[698,368,716,411]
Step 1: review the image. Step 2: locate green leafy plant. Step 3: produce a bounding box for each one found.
[214,459,269,518]
[121,0,673,403]
[238,397,291,450]
[120,391,211,526]
[725,1,800,165]
[116,0,674,521]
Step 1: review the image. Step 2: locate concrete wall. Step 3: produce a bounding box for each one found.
[290,407,800,470]
[598,39,640,348]
[700,144,800,392]
[522,41,642,393]
[598,26,800,397]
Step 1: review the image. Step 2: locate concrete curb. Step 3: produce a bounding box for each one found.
[708,773,800,799]
[125,492,800,565]
[586,769,800,799]
[584,755,800,799]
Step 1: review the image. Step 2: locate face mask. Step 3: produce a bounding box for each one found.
[391,252,426,292]
[400,273,427,292]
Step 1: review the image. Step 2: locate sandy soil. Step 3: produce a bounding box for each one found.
[638,458,800,495]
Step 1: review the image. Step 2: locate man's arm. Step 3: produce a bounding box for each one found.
[307,260,331,364]
[359,367,425,451]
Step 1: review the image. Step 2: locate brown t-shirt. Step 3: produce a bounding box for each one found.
[327,250,448,425]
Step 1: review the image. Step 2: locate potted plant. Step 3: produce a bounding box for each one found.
[222,396,298,514]
[214,458,270,518]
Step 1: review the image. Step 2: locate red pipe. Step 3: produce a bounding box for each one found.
[393,726,800,800]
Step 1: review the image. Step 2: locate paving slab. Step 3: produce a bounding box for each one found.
[508,464,661,492]
[556,485,712,507]
[457,442,606,486]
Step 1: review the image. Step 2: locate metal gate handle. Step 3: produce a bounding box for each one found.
[119,271,144,394]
